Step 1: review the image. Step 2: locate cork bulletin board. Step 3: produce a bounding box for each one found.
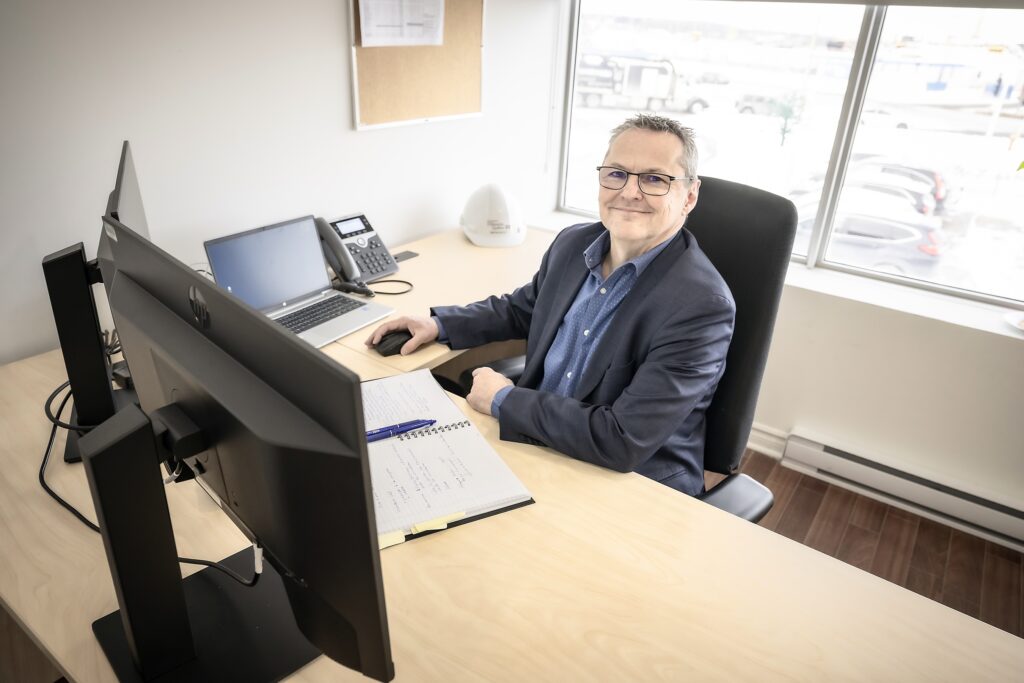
[350,0,484,129]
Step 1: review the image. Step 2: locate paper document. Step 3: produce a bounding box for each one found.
[359,0,445,47]
[361,370,533,542]
[362,369,464,429]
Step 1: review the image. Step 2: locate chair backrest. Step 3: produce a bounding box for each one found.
[685,176,797,474]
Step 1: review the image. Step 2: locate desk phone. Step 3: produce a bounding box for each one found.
[316,214,399,284]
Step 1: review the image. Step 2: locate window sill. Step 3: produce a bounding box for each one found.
[528,210,1024,341]
[783,263,1024,341]
[528,209,593,233]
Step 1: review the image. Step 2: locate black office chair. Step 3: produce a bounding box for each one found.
[457,177,796,523]
[685,176,796,522]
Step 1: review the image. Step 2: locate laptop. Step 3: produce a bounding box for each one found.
[204,215,393,348]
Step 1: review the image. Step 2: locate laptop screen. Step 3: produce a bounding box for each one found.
[205,216,331,312]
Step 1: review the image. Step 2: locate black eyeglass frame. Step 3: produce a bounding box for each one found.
[595,165,696,196]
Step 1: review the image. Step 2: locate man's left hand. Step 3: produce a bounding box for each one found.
[466,367,514,416]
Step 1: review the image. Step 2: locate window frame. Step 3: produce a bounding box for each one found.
[557,0,1024,311]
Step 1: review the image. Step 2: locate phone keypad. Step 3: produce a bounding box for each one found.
[347,237,397,278]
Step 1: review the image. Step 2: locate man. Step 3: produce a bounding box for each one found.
[366,114,734,496]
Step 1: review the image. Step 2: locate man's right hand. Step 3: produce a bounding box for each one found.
[365,315,439,356]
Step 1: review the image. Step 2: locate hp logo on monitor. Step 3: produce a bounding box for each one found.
[188,286,210,329]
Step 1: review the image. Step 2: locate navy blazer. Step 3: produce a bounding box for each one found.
[432,222,735,496]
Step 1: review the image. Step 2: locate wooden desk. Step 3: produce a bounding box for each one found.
[2,349,1022,682]
[2,229,1022,681]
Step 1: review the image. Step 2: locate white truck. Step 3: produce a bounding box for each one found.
[575,53,709,114]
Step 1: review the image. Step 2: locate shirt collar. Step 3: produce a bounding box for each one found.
[582,229,676,279]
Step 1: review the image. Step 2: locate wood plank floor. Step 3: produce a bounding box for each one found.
[708,451,1024,638]
[0,605,62,683]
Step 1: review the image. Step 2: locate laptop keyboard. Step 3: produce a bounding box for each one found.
[276,295,363,334]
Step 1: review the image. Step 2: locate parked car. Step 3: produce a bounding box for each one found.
[845,167,938,215]
[794,205,945,277]
[791,184,940,224]
[849,155,960,214]
[853,181,936,215]
[794,162,949,217]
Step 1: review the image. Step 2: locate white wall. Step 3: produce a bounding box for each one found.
[757,283,1024,508]
[0,0,568,364]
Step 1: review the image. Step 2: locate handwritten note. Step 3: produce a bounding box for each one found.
[360,370,532,538]
[361,369,465,429]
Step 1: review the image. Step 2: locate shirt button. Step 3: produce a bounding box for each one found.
[583,329,590,336]
[566,372,572,379]
[600,288,607,294]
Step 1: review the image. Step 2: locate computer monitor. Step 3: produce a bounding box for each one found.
[98,140,149,289]
[41,140,144,462]
[82,215,394,681]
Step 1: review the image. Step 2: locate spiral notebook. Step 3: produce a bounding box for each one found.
[361,370,534,548]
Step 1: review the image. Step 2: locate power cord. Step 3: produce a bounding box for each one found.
[40,382,261,587]
[48,330,129,432]
[102,329,121,357]
[331,273,413,297]
[44,380,92,431]
[39,384,99,532]
[368,279,414,295]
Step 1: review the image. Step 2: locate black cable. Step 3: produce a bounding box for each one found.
[44,380,92,431]
[369,278,414,295]
[39,382,260,588]
[105,329,121,357]
[47,326,122,431]
[39,385,101,533]
[178,556,260,587]
[102,329,119,356]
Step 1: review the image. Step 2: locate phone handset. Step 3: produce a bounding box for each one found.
[314,217,374,297]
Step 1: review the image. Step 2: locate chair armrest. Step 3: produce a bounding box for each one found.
[697,473,774,523]
[458,354,527,394]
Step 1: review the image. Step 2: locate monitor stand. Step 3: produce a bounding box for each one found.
[93,548,319,683]
[64,387,137,463]
[81,403,320,682]
[42,242,141,464]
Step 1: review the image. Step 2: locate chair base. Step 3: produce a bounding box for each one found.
[697,473,774,523]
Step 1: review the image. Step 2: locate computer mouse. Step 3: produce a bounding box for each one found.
[374,330,413,357]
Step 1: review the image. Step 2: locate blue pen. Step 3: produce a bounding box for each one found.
[365,419,436,443]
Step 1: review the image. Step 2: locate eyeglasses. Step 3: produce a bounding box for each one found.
[596,166,694,196]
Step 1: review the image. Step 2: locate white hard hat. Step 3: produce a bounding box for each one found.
[460,183,526,248]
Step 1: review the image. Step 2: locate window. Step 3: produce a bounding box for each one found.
[561,1,1024,307]
[829,5,1024,299]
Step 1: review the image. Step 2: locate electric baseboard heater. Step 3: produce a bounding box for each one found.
[782,434,1024,550]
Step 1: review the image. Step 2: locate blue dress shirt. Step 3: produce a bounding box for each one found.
[486,231,673,417]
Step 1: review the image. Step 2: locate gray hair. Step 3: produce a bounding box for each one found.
[607,114,698,180]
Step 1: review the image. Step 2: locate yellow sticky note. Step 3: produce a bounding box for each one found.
[378,531,406,550]
[410,512,465,534]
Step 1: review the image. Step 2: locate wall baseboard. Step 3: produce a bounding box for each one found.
[747,422,786,460]
[781,434,1024,553]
